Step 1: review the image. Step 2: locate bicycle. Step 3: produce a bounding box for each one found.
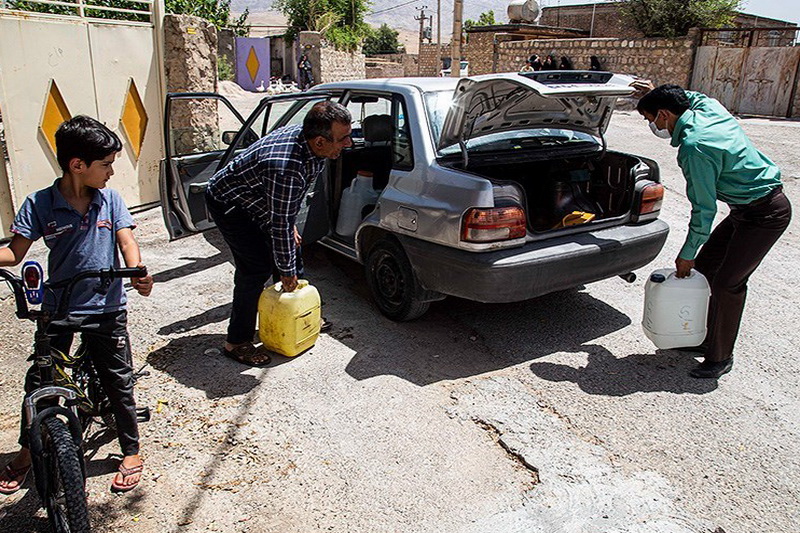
[0,262,150,533]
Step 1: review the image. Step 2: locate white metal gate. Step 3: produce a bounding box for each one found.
[0,1,166,238]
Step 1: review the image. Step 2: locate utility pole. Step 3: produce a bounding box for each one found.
[416,5,428,75]
[437,0,441,47]
[450,0,463,78]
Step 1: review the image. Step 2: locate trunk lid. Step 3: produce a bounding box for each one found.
[436,71,636,151]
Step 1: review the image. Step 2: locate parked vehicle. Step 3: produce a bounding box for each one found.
[0,263,150,533]
[440,59,469,77]
[160,71,668,320]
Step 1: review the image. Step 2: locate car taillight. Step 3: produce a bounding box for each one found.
[639,183,664,214]
[461,206,527,242]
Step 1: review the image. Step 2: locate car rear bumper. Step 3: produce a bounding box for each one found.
[399,219,669,303]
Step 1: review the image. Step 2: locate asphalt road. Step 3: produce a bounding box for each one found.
[0,109,797,533]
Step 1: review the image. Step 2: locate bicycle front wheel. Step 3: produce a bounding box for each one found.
[42,416,91,533]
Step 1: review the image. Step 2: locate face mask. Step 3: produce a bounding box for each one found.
[649,115,671,139]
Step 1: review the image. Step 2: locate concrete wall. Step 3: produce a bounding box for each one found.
[164,14,219,155]
[496,33,700,87]
[299,31,366,84]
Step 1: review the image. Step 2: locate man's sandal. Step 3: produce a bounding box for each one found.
[223,343,271,367]
[0,463,31,495]
[110,463,143,493]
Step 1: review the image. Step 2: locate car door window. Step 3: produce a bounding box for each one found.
[168,97,256,157]
[393,97,413,170]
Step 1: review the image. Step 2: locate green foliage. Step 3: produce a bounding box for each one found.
[275,0,372,51]
[166,0,250,35]
[217,54,234,81]
[619,0,740,38]
[363,24,404,55]
[464,10,496,30]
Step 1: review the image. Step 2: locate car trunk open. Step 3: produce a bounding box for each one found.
[443,149,643,233]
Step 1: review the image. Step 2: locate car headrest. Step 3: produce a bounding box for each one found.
[362,114,393,143]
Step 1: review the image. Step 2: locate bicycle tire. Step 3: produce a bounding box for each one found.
[42,416,91,533]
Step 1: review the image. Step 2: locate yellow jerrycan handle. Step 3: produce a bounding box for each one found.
[271,279,310,293]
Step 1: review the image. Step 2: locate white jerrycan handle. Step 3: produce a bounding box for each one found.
[666,269,698,281]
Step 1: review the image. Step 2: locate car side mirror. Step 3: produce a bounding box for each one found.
[221,131,237,145]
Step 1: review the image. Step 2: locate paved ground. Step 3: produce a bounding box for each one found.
[0,106,798,533]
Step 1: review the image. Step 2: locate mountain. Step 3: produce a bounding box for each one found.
[232,0,512,52]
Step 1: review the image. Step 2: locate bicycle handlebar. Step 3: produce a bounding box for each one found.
[0,266,148,320]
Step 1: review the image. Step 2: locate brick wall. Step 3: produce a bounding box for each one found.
[418,43,444,77]
[468,33,495,76]
[497,33,699,87]
[541,4,643,39]
[299,31,366,84]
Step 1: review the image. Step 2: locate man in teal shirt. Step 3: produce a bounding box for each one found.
[637,84,791,378]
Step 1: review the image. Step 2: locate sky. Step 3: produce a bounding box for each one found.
[537,0,799,25]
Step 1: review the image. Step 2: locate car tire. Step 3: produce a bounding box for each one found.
[365,239,430,321]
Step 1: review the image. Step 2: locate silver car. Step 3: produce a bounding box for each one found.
[160,71,668,320]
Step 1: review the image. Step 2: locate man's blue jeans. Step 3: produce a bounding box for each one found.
[206,194,303,345]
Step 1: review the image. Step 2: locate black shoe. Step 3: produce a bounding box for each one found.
[689,358,733,379]
[320,317,332,333]
[676,343,708,354]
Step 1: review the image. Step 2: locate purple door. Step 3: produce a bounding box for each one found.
[235,37,271,92]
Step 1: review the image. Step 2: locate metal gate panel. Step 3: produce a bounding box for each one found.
[235,37,270,92]
[738,47,800,117]
[0,17,97,205]
[88,23,162,207]
[708,48,747,112]
[690,46,718,95]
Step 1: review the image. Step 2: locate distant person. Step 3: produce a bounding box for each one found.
[298,54,314,91]
[559,56,574,70]
[529,54,543,71]
[520,60,535,73]
[542,54,557,70]
[635,83,791,379]
[590,55,603,71]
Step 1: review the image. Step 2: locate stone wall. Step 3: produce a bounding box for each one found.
[468,33,495,76]
[365,59,404,79]
[497,33,700,87]
[373,53,419,77]
[299,31,366,84]
[164,14,219,155]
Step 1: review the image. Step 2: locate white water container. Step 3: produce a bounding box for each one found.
[336,173,380,237]
[642,268,710,349]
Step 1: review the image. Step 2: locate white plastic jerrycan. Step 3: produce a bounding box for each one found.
[258,280,321,357]
[336,172,380,237]
[642,268,710,350]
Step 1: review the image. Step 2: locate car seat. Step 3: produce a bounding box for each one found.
[359,114,393,190]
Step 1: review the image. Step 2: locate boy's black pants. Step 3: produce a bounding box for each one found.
[19,310,139,456]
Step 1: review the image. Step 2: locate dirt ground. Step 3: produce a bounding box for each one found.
[0,103,798,533]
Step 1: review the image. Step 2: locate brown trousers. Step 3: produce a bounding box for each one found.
[694,186,791,362]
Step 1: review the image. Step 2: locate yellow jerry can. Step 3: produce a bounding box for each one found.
[258,280,321,357]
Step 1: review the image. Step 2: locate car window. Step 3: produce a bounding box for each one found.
[279,98,327,130]
[345,98,392,141]
[423,90,600,155]
[168,97,254,157]
[393,97,413,170]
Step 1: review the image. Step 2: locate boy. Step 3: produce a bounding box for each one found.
[0,115,153,493]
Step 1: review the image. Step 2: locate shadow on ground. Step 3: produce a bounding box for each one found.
[528,345,718,396]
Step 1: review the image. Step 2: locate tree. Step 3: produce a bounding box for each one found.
[6,0,249,34]
[275,0,372,51]
[619,0,740,38]
[463,10,497,30]
[363,24,404,55]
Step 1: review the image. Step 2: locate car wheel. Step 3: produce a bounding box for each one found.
[366,239,430,321]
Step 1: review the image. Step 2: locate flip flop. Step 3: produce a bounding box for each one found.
[0,463,31,495]
[110,463,143,493]
[223,343,272,367]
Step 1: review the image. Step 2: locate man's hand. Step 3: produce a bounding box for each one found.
[675,257,695,278]
[630,78,655,98]
[293,226,302,247]
[131,263,154,297]
[281,275,298,292]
